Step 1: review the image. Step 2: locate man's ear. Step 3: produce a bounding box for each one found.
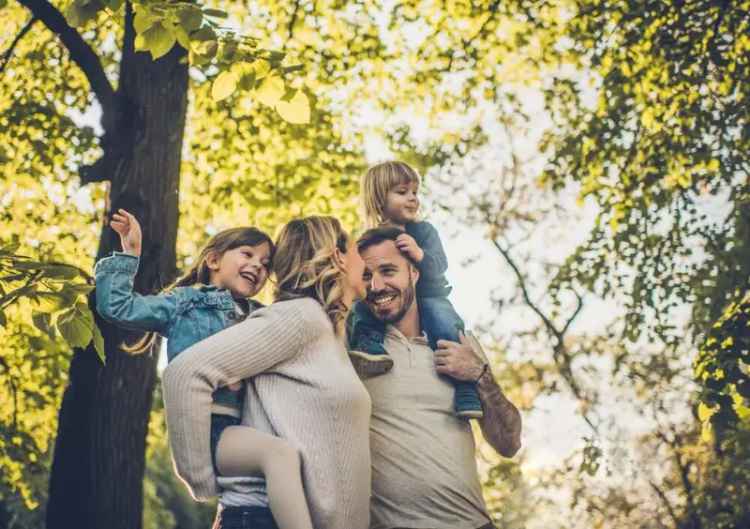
[205,250,221,272]
[409,263,420,284]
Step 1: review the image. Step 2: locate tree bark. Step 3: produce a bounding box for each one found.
[46,7,188,528]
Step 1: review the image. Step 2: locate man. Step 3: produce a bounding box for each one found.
[357,226,522,529]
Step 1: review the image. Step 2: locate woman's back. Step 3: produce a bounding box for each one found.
[163,297,372,529]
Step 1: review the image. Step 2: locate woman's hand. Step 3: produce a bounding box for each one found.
[110,209,142,257]
[395,233,424,263]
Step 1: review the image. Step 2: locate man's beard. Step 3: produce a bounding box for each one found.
[368,282,416,324]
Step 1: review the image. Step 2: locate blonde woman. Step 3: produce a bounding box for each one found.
[162,216,371,529]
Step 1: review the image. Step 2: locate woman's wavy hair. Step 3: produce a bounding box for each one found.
[360,160,421,228]
[123,227,274,354]
[272,216,350,334]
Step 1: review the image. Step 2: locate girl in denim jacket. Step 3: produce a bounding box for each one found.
[95,209,314,529]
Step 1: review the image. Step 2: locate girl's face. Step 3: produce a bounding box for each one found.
[208,242,272,299]
[383,179,420,225]
[338,237,367,306]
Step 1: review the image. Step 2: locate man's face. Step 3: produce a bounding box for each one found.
[360,240,419,324]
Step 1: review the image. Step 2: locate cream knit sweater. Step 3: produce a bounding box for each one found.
[162,297,372,529]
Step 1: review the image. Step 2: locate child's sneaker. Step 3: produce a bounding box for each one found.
[349,350,394,378]
[454,381,484,419]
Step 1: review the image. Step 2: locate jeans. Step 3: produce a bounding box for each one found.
[419,296,464,349]
[210,413,241,474]
[420,297,482,417]
[211,506,278,529]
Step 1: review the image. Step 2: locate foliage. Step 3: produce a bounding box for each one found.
[63,0,310,123]
[0,245,104,363]
[695,291,750,436]
[534,0,750,346]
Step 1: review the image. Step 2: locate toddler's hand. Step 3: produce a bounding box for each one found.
[396,233,424,263]
[110,209,142,257]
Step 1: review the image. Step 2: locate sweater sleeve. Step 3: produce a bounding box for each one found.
[412,222,448,279]
[161,298,321,500]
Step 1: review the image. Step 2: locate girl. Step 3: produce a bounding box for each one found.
[161,216,371,529]
[94,209,314,529]
[348,160,484,419]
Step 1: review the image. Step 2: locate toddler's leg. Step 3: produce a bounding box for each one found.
[346,300,393,378]
[420,297,483,420]
[215,426,313,529]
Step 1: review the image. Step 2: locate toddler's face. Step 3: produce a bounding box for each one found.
[383,180,420,225]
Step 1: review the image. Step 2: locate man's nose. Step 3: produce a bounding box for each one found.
[369,274,385,291]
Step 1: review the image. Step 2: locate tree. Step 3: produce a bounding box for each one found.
[2,1,555,526]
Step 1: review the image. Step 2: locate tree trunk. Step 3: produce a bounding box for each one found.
[46,8,188,528]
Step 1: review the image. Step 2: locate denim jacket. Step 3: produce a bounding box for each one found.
[405,221,452,298]
[94,252,262,409]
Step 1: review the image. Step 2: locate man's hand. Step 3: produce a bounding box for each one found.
[434,332,487,381]
[110,208,142,257]
[395,233,424,263]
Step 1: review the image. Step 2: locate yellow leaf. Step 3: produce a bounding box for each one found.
[256,75,285,107]
[212,71,238,101]
[275,91,311,124]
[698,402,715,422]
[252,60,271,80]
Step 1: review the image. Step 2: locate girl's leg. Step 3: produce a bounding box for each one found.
[215,426,313,529]
[420,296,483,419]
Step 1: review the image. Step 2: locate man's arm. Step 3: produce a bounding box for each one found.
[475,362,522,457]
[434,332,522,457]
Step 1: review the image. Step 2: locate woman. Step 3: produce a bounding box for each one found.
[162,216,371,529]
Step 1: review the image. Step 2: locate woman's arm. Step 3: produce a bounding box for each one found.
[161,298,320,500]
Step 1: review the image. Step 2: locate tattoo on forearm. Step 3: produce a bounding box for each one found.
[476,370,522,457]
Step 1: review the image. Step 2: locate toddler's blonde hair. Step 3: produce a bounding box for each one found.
[360,161,421,228]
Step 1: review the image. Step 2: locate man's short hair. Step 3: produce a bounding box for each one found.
[357,226,417,267]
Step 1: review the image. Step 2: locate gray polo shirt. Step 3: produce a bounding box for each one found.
[362,326,491,529]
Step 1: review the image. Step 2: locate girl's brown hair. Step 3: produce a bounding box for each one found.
[124,227,274,354]
[272,216,350,334]
[360,160,421,228]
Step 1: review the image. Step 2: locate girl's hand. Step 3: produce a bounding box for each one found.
[395,233,424,263]
[110,209,142,257]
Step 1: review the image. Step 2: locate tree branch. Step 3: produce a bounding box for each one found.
[648,480,680,527]
[0,16,38,74]
[16,0,116,128]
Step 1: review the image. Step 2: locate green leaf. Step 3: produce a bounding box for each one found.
[56,307,93,349]
[133,8,157,34]
[31,292,68,313]
[174,27,191,51]
[211,71,239,101]
[104,0,123,10]
[275,90,311,124]
[41,263,81,280]
[92,325,106,364]
[177,6,203,33]
[203,8,228,18]
[32,311,55,338]
[0,311,6,327]
[64,0,102,27]
[140,22,177,60]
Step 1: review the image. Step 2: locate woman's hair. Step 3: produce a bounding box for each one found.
[273,216,350,334]
[123,226,274,355]
[360,160,421,228]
